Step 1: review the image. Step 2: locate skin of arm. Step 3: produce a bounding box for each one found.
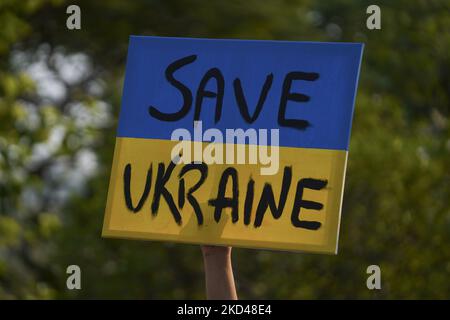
[201,245,238,300]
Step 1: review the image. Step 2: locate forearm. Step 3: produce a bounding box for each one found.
[202,246,238,300]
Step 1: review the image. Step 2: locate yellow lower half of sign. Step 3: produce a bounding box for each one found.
[102,137,348,254]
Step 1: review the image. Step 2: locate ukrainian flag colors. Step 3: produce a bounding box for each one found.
[103,36,363,254]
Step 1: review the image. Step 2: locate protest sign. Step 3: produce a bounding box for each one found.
[102,36,363,254]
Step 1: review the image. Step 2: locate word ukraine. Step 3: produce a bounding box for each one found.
[124,156,327,230]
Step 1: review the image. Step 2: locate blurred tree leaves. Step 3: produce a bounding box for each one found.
[0,0,449,299]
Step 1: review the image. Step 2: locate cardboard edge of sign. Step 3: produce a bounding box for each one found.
[101,228,339,255]
[129,35,365,49]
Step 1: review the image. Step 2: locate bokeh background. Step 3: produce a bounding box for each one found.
[0,0,449,299]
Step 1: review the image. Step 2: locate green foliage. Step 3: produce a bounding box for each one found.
[0,0,448,299]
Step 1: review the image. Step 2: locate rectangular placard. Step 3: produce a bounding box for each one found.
[102,36,363,254]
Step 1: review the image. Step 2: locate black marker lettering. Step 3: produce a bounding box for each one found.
[148,55,197,122]
[178,178,185,209]
[278,71,319,130]
[151,161,182,225]
[209,167,239,224]
[179,162,208,225]
[243,177,255,226]
[233,73,273,123]
[123,163,152,213]
[194,68,225,123]
[254,166,292,227]
[291,178,328,230]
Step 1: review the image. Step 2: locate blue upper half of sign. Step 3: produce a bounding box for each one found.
[117,36,363,150]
